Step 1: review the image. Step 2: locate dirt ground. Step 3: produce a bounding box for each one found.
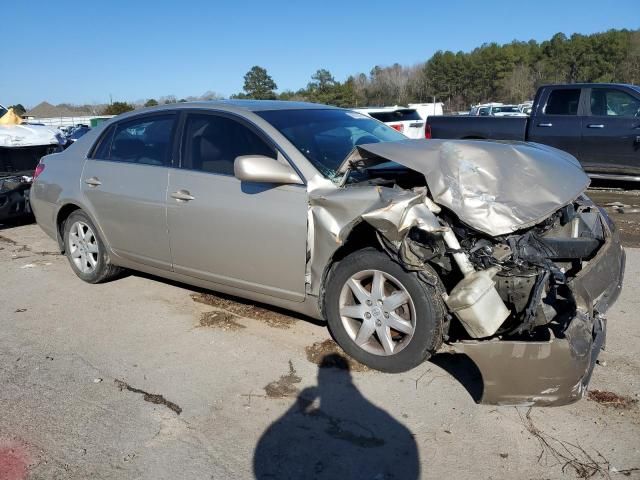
[0,185,639,479]
[588,181,640,248]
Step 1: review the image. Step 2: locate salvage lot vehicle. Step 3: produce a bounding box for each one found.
[31,101,625,405]
[427,83,640,180]
[1,104,66,221]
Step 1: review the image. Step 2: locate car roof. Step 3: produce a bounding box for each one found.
[540,82,638,89]
[156,99,338,112]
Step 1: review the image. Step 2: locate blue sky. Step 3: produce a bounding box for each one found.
[2,0,638,107]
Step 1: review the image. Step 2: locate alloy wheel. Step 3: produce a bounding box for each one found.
[68,221,99,274]
[338,269,416,356]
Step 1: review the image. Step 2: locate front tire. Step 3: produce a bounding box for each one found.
[63,210,122,283]
[324,248,444,373]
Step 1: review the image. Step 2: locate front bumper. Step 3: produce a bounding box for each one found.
[451,216,625,406]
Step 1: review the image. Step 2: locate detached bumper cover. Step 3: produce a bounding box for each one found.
[453,218,625,406]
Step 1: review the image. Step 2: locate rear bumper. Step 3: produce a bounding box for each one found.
[452,216,625,406]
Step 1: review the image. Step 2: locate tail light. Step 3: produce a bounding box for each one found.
[33,162,45,180]
[424,124,432,139]
[390,123,404,133]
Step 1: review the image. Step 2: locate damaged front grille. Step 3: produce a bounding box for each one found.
[432,196,608,341]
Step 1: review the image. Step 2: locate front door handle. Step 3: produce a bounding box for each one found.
[171,190,195,202]
[537,123,553,127]
[85,177,101,187]
[587,124,605,129]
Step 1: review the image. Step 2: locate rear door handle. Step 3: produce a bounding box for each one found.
[85,177,101,187]
[587,124,605,129]
[171,190,195,202]
[537,123,553,127]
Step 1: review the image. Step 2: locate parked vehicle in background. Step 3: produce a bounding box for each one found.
[518,101,534,115]
[468,103,527,117]
[30,101,624,405]
[65,125,91,143]
[408,102,444,120]
[427,83,640,180]
[0,104,66,221]
[353,107,426,138]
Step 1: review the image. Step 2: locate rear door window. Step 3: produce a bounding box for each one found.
[99,114,176,165]
[590,88,640,117]
[181,113,276,175]
[544,89,581,115]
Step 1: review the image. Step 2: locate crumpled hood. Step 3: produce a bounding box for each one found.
[0,124,65,148]
[340,139,590,236]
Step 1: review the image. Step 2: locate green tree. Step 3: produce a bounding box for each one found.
[144,99,159,107]
[240,66,277,99]
[102,102,135,115]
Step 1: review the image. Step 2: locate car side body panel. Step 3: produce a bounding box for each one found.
[167,169,308,302]
[80,160,172,271]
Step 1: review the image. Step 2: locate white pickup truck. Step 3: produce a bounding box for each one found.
[0,104,66,221]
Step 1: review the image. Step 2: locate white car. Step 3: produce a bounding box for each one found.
[468,103,527,117]
[353,107,426,139]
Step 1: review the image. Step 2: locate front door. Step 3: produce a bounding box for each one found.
[528,87,584,159]
[167,112,308,302]
[580,86,640,174]
[81,113,177,270]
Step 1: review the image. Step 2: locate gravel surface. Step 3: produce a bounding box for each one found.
[1,189,639,479]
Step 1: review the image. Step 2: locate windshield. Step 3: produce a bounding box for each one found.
[257,109,406,178]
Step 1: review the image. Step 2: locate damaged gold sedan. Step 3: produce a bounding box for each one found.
[31,102,625,406]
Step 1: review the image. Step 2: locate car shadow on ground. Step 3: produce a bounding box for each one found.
[429,352,484,403]
[253,353,420,480]
[0,215,35,231]
[122,272,486,405]
[130,270,326,327]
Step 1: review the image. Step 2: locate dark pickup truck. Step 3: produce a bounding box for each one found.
[427,83,640,180]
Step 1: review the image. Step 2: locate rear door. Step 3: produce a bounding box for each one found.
[81,112,176,270]
[528,86,585,158]
[580,86,640,174]
[166,111,308,301]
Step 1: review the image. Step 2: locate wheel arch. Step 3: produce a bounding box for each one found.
[55,203,107,253]
[318,221,381,316]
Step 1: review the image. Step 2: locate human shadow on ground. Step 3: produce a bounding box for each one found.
[253,354,420,480]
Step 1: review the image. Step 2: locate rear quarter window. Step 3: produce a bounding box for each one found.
[90,125,115,160]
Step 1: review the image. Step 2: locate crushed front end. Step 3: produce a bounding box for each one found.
[312,139,626,405]
[451,197,625,406]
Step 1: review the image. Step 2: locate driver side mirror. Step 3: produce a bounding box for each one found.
[234,155,304,185]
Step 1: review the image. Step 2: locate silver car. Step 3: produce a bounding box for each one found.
[31,101,625,405]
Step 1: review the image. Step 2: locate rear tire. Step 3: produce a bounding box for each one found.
[324,248,444,373]
[63,210,122,283]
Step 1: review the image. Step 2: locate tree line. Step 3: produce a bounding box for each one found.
[231,29,640,112]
